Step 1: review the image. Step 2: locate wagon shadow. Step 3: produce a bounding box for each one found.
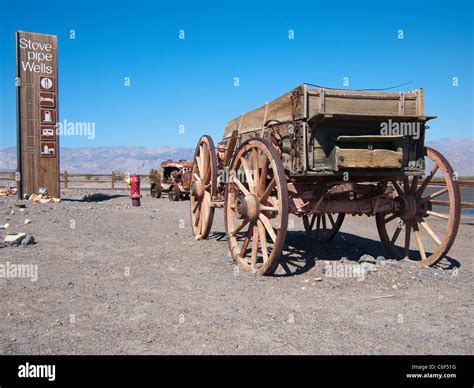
[273,231,371,277]
[208,231,227,242]
[275,231,460,277]
[207,230,460,276]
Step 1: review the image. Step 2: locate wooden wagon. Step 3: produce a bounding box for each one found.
[189,84,461,275]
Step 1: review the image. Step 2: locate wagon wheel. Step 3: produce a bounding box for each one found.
[376,147,461,267]
[225,138,289,275]
[168,185,181,201]
[190,135,217,240]
[150,183,162,198]
[302,213,345,240]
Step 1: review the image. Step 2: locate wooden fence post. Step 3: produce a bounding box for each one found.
[64,170,68,190]
[111,172,115,190]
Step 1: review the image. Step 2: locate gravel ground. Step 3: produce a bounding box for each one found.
[0,190,472,355]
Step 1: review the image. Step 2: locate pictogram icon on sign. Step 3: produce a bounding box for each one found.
[40,109,56,124]
[40,126,56,141]
[40,142,56,157]
[40,76,55,91]
[39,92,55,108]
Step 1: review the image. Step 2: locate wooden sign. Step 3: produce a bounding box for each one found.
[16,31,60,199]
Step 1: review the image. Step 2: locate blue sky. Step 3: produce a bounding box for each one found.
[0,0,472,148]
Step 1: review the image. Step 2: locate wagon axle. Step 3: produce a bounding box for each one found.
[292,195,401,217]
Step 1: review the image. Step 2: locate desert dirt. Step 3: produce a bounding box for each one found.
[0,189,472,355]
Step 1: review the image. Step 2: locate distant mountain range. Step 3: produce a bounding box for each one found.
[0,146,195,174]
[424,137,473,177]
[0,137,472,176]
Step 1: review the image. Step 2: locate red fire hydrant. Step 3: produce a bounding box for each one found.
[128,174,142,207]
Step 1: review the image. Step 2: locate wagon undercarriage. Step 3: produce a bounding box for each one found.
[189,85,461,275]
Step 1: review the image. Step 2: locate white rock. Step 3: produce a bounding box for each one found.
[4,233,26,246]
[359,254,376,264]
[360,262,378,272]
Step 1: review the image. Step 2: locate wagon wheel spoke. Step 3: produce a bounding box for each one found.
[327,213,335,227]
[202,145,210,180]
[257,220,269,263]
[239,223,254,258]
[230,217,250,237]
[417,216,441,245]
[198,145,205,173]
[384,214,398,224]
[196,204,203,231]
[260,205,278,212]
[390,221,403,244]
[416,164,438,198]
[420,187,448,202]
[203,154,211,184]
[196,154,204,177]
[412,222,427,262]
[199,193,209,232]
[250,224,259,268]
[232,176,251,196]
[258,158,269,196]
[304,211,345,241]
[192,197,201,213]
[426,210,449,220]
[321,214,327,238]
[204,190,211,205]
[403,177,410,192]
[259,213,277,243]
[240,157,255,194]
[315,215,321,238]
[252,148,259,194]
[260,177,276,203]
[194,203,201,227]
[392,180,404,196]
[404,220,411,260]
[410,176,419,194]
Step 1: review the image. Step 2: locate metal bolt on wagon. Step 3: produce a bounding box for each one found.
[189,84,461,275]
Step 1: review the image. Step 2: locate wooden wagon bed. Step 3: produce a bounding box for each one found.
[221,84,435,178]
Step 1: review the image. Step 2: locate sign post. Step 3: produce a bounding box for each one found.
[16,31,60,199]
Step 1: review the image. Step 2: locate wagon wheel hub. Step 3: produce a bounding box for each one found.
[397,194,417,220]
[234,194,259,221]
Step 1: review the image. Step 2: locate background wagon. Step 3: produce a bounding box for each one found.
[150,160,193,201]
[189,84,461,275]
